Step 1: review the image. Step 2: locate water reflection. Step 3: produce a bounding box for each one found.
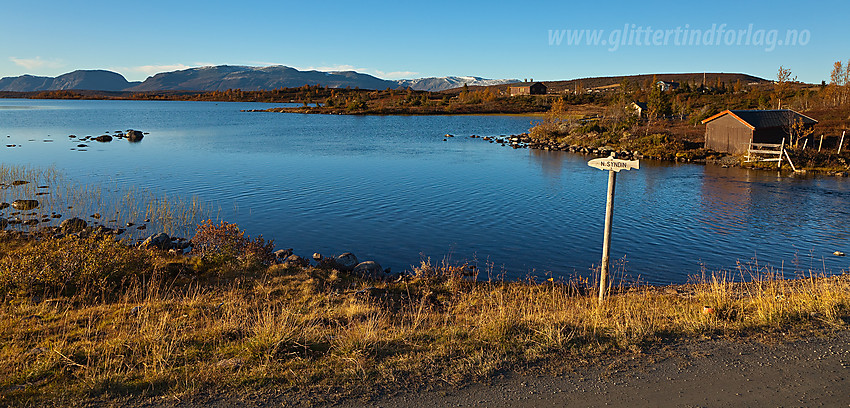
[528,149,570,181]
[700,165,753,235]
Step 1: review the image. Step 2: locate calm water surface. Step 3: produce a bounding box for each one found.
[1,99,849,284]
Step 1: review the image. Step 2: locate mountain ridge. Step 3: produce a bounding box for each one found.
[0,66,771,94]
[0,70,139,92]
[0,66,519,93]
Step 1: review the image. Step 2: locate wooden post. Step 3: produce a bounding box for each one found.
[778,138,785,169]
[587,155,638,304]
[746,139,753,162]
[784,149,797,172]
[598,169,616,304]
[819,135,824,152]
[839,131,846,154]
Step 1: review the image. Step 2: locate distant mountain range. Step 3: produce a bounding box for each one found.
[0,66,771,94]
[126,65,398,92]
[0,65,518,93]
[0,70,139,92]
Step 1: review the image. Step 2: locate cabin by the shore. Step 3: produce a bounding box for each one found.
[701,109,818,154]
[510,82,547,96]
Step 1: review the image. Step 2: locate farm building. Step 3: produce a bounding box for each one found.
[628,101,647,117]
[509,82,547,96]
[701,109,818,154]
[657,81,679,92]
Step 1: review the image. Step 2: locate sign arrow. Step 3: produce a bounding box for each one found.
[588,157,640,172]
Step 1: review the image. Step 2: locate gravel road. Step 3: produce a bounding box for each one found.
[334,332,850,408]
[148,331,850,408]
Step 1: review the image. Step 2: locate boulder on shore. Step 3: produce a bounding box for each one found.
[335,252,359,272]
[274,248,293,261]
[141,233,171,250]
[59,217,87,233]
[282,254,309,267]
[353,261,386,280]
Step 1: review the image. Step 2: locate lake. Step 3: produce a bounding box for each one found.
[1,99,849,284]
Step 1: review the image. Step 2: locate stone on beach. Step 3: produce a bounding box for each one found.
[274,248,293,261]
[335,252,359,272]
[282,254,309,267]
[353,261,386,280]
[141,233,172,250]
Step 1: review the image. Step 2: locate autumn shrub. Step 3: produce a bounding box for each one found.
[190,220,275,270]
[791,147,850,170]
[620,133,686,160]
[574,120,606,135]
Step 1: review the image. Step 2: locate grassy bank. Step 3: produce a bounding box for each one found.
[1,227,849,406]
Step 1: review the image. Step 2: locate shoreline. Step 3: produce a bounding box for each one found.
[3,95,846,174]
[243,106,549,117]
[249,106,850,176]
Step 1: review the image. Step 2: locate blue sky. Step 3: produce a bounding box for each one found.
[1,0,847,83]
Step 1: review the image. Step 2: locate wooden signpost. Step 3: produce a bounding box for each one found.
[588,155,639,304]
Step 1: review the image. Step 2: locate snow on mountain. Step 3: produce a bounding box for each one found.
[0,66,519,93]
[396,76,518,92]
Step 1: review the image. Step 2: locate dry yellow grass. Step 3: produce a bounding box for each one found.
[1,237,848,406]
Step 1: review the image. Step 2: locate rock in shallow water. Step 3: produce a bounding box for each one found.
[126,130,144,142]
[11,200,39,211]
